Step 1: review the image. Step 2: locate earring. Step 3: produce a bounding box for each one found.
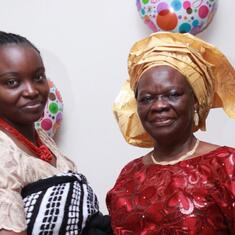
[194,110,199,127]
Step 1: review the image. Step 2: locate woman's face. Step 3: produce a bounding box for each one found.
[136,65,196,142]
[0,44,49,125]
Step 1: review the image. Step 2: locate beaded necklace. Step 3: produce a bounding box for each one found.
[151,139,200,165]
[0,118,53,162]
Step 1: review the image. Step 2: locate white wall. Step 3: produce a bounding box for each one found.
[0,0,234,212]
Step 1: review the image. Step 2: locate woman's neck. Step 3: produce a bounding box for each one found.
[0,118,36,144]
[153,134,197,162]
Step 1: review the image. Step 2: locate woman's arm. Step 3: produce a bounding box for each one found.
[0,146,28,233]
[0,230,27,235]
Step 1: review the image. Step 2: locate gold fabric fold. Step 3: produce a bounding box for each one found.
[113,80,155,147]
[113,32,235,147]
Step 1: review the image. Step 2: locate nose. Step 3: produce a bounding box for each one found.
[151,96,170,112]
[22,81,39,98]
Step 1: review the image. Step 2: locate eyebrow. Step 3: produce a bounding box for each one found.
[138,86,183,94]
[0,72,19,78]
[0,66,45,78]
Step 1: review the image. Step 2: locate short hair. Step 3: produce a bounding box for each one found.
[0,31,40,53]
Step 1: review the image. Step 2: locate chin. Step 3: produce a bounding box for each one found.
[144,125,177,141]
[16,113,44,126]
[29,115,43,123]
[148,131,175,141]
[147,125,192,142]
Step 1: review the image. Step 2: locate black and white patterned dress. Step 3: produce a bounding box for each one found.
[22,171,99,235]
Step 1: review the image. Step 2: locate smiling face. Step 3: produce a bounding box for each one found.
[136,65,196,142]
[0,44,49,127]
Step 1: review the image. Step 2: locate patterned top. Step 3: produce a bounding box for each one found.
[0,129,76,232]
[107,146,235,235]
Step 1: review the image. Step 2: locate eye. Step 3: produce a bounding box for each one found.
[6,79,19,88]
[34,74,46,82]
[138,95,153,104]
[167,91,181,100]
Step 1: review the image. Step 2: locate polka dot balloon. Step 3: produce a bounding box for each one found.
[35,80,63,137]
[136,0,218,34]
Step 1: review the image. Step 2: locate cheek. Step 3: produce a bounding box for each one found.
[41,84,49,99]
[137,104,150,125]
[45,87,49,98]
[0,95,19,116]
[137,104,146,117]
[174,100,194,119]
[0,92,20,105]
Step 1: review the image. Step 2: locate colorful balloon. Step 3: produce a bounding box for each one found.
[136,0,218,34]
[35,80,63,137]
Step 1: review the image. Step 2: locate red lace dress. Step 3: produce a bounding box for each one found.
[107,146,235,235]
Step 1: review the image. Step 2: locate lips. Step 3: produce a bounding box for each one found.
[150,117,175,127]
[21,100,44,111]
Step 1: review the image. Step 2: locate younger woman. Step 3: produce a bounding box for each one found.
[0,31,112,235]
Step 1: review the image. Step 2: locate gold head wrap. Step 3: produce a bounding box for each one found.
[113,32,235,147]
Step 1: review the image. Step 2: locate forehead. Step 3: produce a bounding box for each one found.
[137,65,192,92]
[0,44,43,72]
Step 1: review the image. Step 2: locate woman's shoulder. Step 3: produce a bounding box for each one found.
[0,130,20,165]
[116,156,145,179]
[186,142,235,170]
[196,141,235,157]
[36,128,63,158]
[0,129,17,148]
[0,131,24,193]
[36,128,57,148]
[107,157,144,201]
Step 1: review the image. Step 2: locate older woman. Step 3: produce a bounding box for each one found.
[0,31,112,235]
[107,32,235,234]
